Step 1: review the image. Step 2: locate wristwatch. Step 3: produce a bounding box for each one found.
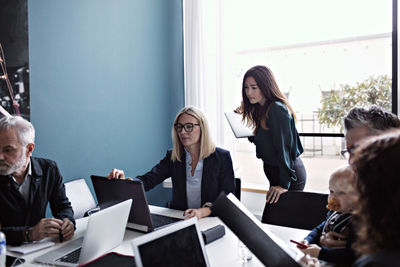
[202,202,213,208]
[25,229,31,242]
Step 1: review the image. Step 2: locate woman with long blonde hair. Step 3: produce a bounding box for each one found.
[108,106,235,219]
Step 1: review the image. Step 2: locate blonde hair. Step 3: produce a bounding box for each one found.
[330,165,356,185]
[171,107,216,162]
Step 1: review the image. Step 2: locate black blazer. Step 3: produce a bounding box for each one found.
[0,157,75,245]
[137,147,236,210]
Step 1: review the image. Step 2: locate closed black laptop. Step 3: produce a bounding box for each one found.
[91,175,181,232]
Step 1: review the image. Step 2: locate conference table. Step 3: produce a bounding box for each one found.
[7,205,310,266]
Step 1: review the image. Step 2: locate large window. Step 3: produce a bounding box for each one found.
[184,0,394,192]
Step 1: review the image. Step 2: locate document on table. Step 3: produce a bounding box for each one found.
[8,240,55,254]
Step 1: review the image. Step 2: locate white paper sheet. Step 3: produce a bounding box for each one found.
[8,240,55,254]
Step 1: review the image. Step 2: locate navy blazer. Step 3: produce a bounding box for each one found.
[137,147,235,210]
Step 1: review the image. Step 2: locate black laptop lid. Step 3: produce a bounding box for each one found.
[212,193,300,266]
[90,175,153,229]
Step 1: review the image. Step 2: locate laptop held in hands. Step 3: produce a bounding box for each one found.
[225,111,254,138]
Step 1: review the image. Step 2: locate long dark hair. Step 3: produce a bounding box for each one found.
[240,65,296,130]
[351,129,400,255]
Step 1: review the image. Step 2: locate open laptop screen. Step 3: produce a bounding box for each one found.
[132,218,210,267]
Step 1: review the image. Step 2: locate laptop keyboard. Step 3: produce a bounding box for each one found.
[58,247,82,263]
[151,213,181,229]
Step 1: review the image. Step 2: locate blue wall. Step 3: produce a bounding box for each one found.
[28,0,183,206]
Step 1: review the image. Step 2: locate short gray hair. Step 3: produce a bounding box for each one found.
[0,115,35,145]
[344,106,400,134]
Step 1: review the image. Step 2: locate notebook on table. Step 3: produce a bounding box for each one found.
[225,111,254,138]
[8,240,55,254]
[212,193,302,266]
[34,199,132,267]
[131,217,210,267]
[91,175,182,232]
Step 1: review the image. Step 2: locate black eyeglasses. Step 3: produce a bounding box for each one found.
[340,145,357,160]
[174,123,200,132]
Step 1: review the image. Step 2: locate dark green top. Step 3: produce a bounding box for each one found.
[253,101,303,189]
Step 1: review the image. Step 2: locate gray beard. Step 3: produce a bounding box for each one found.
[0,157,27,176]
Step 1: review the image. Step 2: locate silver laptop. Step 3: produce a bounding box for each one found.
[225,111,254,138]
[131,217,210,267]
[34,199,132,267]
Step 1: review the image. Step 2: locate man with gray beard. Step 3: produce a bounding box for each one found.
[0,116,75,245]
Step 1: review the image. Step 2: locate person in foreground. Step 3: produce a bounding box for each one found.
[0,115,75,245]
[350,130,400,266]
[300,165,357,265]
[301,130,400,267]
[316,105,400,251]
[107,106,235,219]
[236,65,306,203]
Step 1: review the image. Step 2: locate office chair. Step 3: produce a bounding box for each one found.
[64,178,98,219]
[234,177,241,201]
[261,191,328,230]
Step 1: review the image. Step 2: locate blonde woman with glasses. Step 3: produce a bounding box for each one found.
[107,107,235,219]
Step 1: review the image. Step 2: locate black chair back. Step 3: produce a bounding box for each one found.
[234,177,241,200]
[261,191,328,230]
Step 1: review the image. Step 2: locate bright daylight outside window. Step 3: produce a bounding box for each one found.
[201,0,393,193]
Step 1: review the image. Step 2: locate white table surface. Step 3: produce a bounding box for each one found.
[7,205,309,266]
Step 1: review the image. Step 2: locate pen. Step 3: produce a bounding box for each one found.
[59,229,63,243]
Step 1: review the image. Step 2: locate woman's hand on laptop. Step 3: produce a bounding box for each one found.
[183,207,211,220]
[107,168,126,179]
